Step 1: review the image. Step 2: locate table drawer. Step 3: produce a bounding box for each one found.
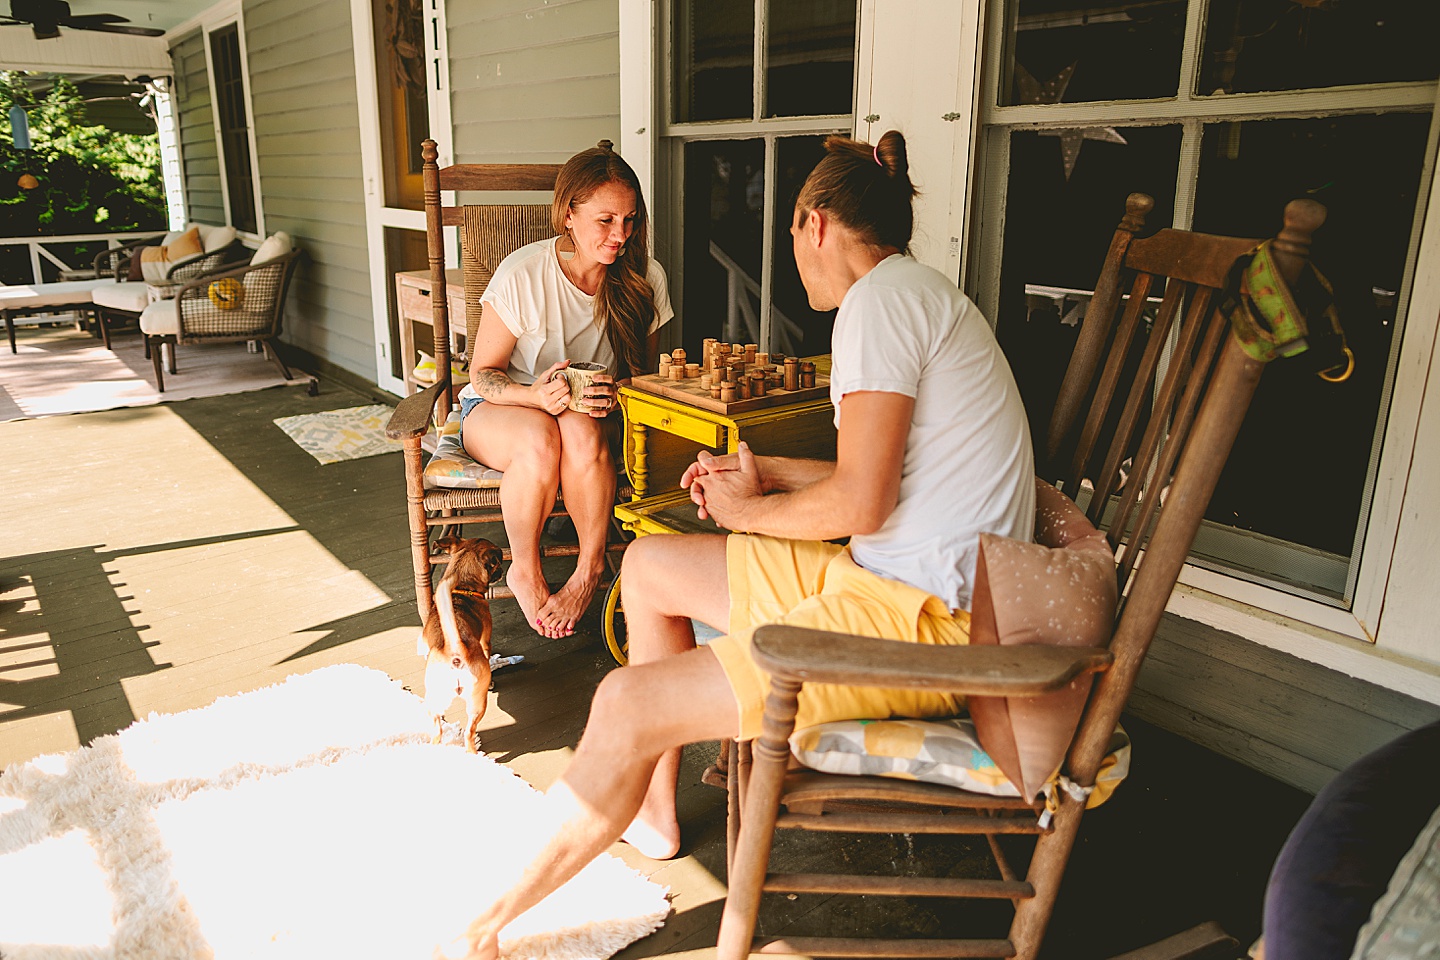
[628,400,722,448]
[397,281,467,328]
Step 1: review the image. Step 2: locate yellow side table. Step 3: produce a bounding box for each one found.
[604,355,837,662]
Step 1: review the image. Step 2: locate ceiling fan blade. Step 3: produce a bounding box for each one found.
[60,12,130,25]
[77,21,166,37]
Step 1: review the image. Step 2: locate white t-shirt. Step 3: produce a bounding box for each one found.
[830,254,1035,611]
[481,237,675,383]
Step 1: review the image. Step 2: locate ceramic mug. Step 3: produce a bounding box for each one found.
[552,361,611,412]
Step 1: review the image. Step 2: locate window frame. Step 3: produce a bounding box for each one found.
[200,5,265,240]
[643,0,858,350]
[968,0,1440,643]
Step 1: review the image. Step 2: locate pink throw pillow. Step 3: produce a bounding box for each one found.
[967,480,1117,800]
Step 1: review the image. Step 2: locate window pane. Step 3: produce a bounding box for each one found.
[771,136,836,355]
[679,139,765,354]
[765,0,855,118]
[1199,0,1440,96]
[208,24,256,234]
[374,0,430,209]
[1001,0,1186,106]
[1190,113,1430,595]
[673,0,755,123]
[993,125,1181,447]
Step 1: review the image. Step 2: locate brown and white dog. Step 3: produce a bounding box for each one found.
[418,536,505,752]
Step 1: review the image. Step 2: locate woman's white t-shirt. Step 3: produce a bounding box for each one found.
[830,254,1035,611]
[481,237,675,383]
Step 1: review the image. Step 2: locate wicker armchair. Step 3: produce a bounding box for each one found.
[92,234,163,281]
[92,240,249,349]
[138,248,315,394]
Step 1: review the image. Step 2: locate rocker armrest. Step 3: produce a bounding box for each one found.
[386,380,448,440]
[93,235,160,278]
[751,624,1113,698]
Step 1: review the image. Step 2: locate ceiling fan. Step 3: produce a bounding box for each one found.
[1,0,165,40]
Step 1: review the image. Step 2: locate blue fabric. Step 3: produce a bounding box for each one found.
[460,393,484,423]
[1263,719,1440,960]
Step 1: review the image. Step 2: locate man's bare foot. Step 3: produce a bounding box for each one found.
[536,566,602,638]
[435,919,499,960]
[506,565,551,637]
[621,813,681,861]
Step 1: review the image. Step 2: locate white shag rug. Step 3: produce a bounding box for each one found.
[0,665,670,960]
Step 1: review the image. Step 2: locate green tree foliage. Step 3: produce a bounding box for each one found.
[1,72,167,237]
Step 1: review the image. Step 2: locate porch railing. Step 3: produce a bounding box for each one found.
[1,231,166,285]
[709,241,803,356]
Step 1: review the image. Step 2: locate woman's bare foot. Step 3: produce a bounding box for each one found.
[621,813,681,861]
[506,564,551,637]
[536,565,603,638]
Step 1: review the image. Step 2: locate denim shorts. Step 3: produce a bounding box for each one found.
[459,393,484,422]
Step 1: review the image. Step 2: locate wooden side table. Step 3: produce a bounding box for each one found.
[395,268,468,394]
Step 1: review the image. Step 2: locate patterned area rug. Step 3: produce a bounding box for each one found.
[273,404,399,464]
[0,665,670,960]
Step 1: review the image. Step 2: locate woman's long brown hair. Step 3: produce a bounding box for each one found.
[553,141,657,378]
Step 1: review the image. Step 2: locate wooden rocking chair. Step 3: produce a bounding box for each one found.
[717,195,1331,960]
[384,139,630,620]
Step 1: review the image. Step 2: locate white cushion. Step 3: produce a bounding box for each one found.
[201,224,237,252]
[92,281,152,313]
[138,298,179,336]
[0,278,110,308]
[251,231,291,265]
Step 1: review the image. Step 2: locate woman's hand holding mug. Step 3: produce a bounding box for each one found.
[533,360,575,416]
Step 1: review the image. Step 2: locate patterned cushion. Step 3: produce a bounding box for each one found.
[791,717,1131,809]
[423,411,504,490]
[1349,804,1440,960]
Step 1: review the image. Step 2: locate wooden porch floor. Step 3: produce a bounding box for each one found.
[0,359,1312,959]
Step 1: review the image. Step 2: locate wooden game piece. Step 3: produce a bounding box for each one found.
[800,360,816,389]
[750,371,766,397]
[702,338,717,367]
[745,343,757,363]
[717,342,731,357]
[658,360,671,379]
[700,374,712,391]
[784,356,799,391]
[738,377,751,400]
[685,363,700,378]
[755,352,769,367]
[720,382,736,403]
[660,352,671,366]
[671,347,686,365]
[668,364,684,380]
[710,383,722,399]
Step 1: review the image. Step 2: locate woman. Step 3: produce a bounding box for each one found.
[460,141,673,639]
[441,130,1034,958]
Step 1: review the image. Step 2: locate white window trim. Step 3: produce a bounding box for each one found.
[629,0,858,350]
[350,0,456,396]
[191,2,265,241]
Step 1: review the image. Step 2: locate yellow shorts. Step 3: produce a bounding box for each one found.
[708,534,971,741]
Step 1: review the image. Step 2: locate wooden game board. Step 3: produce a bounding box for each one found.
[628,368,830,414]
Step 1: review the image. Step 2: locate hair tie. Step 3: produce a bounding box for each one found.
[873,144,883,168]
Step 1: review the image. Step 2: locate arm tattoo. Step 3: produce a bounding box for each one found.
[473,368,514,401]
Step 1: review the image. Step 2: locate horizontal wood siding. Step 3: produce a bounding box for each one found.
[243,0,375,379]
[170,31,225,226]
[447,0,621,163]
[1131,615,1440,794]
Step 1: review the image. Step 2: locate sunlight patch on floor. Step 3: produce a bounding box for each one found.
[4,404,295,556]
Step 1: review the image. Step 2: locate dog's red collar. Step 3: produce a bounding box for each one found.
[450,588,489,599]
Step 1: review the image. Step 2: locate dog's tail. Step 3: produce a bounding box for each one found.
[435,577,466,659]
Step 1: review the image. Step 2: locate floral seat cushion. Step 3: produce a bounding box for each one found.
[423,410,503,490]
